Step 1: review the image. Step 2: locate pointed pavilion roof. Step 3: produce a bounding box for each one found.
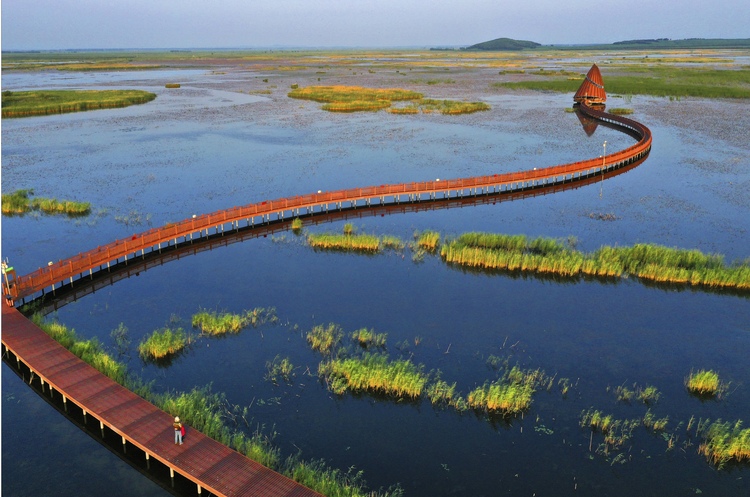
[574,64,606,104]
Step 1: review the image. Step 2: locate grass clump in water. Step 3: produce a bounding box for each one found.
[307,323,344,354]
[307,232,381,252]
[291,217,303,232]
[319,353,428,399]
[192,307,276,335]
[2,89,156,117]
[351,328,387,348]
[2,189,91,216]
[440,231,750,290]
[265,355,295,385]
[415,230,440,251]
[466,366,543,416]
[686,369,727,398]
[698,420,750,468]
[138,327,189,361]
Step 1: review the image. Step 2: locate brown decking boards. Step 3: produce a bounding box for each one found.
[2,304,322,497]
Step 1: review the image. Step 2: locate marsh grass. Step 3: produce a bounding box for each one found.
[440,233,750,290]
[698,420,750,468]
[165,83,181,88]
[288,85,422,104]
[307,323,344,355]
[495,67,750,99]
[416,230,440,251]
[307,232,381,252]
[319,353,428,399]
[265,355,295,384]
[351,328,387,349]
[2,189,91,216]
[2,89,156,118]
[609,108,634,115]
[291,217,303,232]
[686,369,727,397]
[580,409,641,454]
[467,366,547,416]
[192,307,276,335]
[138,326,189,361]
[380,235,405,250]
[642,409,669,432]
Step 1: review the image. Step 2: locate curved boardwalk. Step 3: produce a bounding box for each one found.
[4,101,651,304]
[2,98,651,497]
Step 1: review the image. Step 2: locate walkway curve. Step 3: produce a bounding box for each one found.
[4,101,651,304]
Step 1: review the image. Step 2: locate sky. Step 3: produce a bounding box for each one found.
[1,0,748,50]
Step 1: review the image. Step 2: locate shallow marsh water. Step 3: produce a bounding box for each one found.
[2,62,749,496]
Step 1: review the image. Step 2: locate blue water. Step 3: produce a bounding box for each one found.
[2,66,750,496]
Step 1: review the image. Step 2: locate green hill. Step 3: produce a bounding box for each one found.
[465,37,541,51]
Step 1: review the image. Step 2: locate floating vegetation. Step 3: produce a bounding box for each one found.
[319,353,428,399]
[138,326,189,361]
[351,328,387,349]
[307,323,344,355]
[686,369,728,398]
[609,108,634,115]
[2,189,91,216]
[165,83,181,88]
[440,231,750,290]
[2,89,156,117]
[265,355,295,385]
[192,307,276,336]
[698,420,750,468]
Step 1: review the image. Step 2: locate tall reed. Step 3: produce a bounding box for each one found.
[319,353,428,399]
[138,326,189,360]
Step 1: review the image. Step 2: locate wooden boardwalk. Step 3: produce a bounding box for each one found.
[1,304,322,497]
[3,101,651,305]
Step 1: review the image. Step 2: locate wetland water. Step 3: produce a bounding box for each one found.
[2,64,749,496]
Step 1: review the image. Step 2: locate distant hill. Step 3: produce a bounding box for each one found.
[465,37,541,51]
[451,37,750,52]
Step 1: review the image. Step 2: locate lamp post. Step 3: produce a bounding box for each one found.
[600,140,607,198]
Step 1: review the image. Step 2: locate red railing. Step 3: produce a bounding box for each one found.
[5,102,651,303]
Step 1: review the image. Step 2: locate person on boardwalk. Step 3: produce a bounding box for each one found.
[173,416,183,445]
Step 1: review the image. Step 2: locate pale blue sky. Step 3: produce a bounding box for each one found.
[1,0,748,50]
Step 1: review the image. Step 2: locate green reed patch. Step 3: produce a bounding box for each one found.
[415,230,440,251]
[192,307,276,335]
[307,323,344,354]
[319,353,428,399]
[686,369,728,398]
[2,189,91,216]
[466,366,548,416]
[351,328,387,348]
[265,355,295,385]
[138,327,189,360]
[698,420,750,468]
[307,232,381,252]
[440,232,750,290]
[2,89,156,118]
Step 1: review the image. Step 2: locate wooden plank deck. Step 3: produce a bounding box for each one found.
[2,304,322,497]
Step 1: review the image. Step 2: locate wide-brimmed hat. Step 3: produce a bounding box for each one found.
[175,416,180,422]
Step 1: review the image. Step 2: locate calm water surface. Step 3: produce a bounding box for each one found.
[2,67,749,496]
